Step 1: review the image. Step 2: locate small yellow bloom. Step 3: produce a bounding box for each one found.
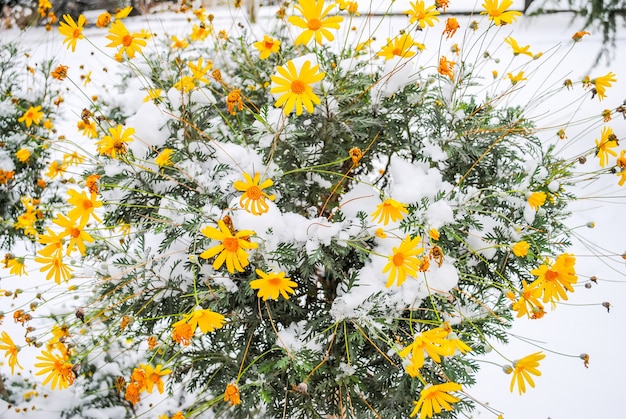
[96,125,135,159]
[224,382,241,405]
[409,382,462,419]
[270,60,325,116]
[511,240,529,257]
[572,31,590,42]
[16,148,31,163]
[593,72,617,101]
[96,11,111,28]
[531,253,577,304]
[199,220,258,273]
[527,191,546,210]
[405,1,440,29]
[594,126,618,167]
[35,347,75,390]
[250,269,298,301]
[141,363,172,394]
[171,35,189,49]
[383,235,424,287]
[507,71,527,85]
[481,0,522,26]
[253,35,281,59]
[378,33,420,60]
[504,36,533,57]
[443,17,459,39]
[233,172,275,216]
[375,228,387,238]
[507,351,545,395]
[143,88,163,103]
[18,105,44,127]
[155,148,174,167]
[438,56,456,81]
[115,6,133,19]
[51,64,68,80]
[288,0,344,46]
[371,198,408,225]
[58,14,86,52]
[0,331,23,374]
[106,20,150,59]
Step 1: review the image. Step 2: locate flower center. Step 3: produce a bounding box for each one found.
[70,228,81,238]
[264,40,274,49]
[72,28,81,39]
[392,253,405,266]
[392,47,402,56]
[122,34,133,47]
[307,18,322,31]
[268,276,282,286]
[545,269,558,281]
[246,186,262,200]
[291,80,306,94]
[223,237,239,252]
[82,200,93,211]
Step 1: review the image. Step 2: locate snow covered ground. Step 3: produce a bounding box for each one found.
[1,2,625,418]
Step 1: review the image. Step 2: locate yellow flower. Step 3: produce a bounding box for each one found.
[77,120,98,138]
[63,151,85,166]
[18,105,44,128]
[171,35,189,49]
[199,220,258,273]
[507,280,545,319]
[511,240,529,257]
[143,88,163,103]
[141,364,171,394]
[6,256,27,276]
[224,382,241,405]
[35,348,75,390]
[572,31,590,42]
[593,72,617,101]
[106,20,150,59]
[171,320,193,346]
[0,331,23,374]
[51,64,68,80]
[481,0,522,26]
[253,35,281,59]
[409,382,462,419]
[531,253,577,303]
[438,56,456,80]
[443,17,459,39]
[53,213,95,255]
[250,269,298,301]
[38,227,64,257]
[504,36,533,57]
[371,198,408,225]
[594,126,618,167]
[188,58,212,84]
[375,228,387,238]
[383,235,424,287]
[507,351,545,395]
[35,251,73,284]
[114,6,133,18]
[58,14,86,52]
[378,33,420,60]
[227,89,244,115]
[527,191,546,210]
[405,0,440,29]
[15,148,31,163]
[288,0,344,45]
[507,71,527,85]
[96,11,111,27]
[429,228,440,241]
[399,326,454,371]
[190,24,211,41]
[96,125,135,159]
[155,148,174,167]
[66,189,103,225]
[186,308,226,333]
[233,172,275,216]
[270,59,326,116]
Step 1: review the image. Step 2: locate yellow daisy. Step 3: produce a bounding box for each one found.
[253,35,281,59]
[371,198,408,225]
[58,14,86,52]
[233,172,275,216]
[410,382,462,419]
[250,269,298,301]
[383,235,424,287]
[288,0,343,45]
[270,60,325,116]
[405,0,440,29]
[199,220,258,273]
[481,0,522,26]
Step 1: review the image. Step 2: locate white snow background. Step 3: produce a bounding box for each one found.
[0,1,625,418]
